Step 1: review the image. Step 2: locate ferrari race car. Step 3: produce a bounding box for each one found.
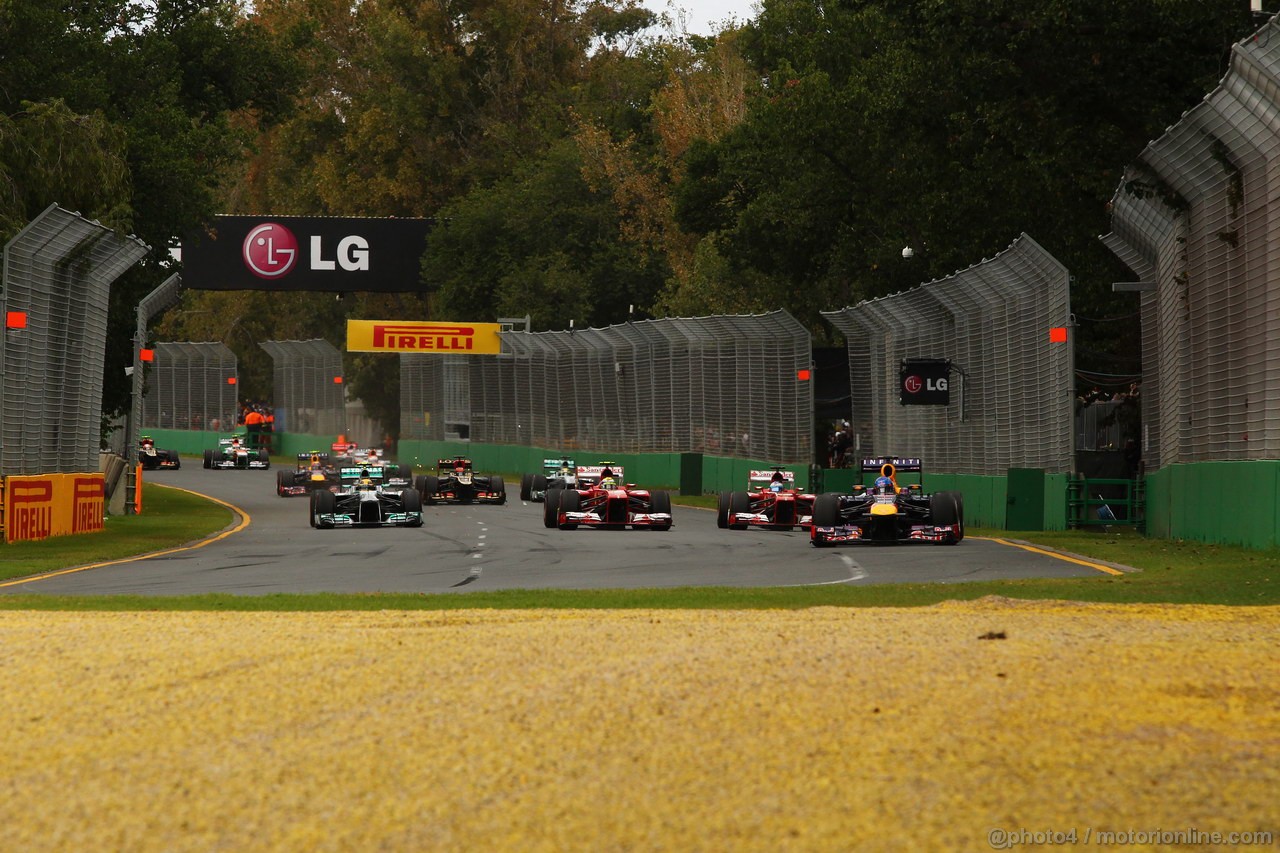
[520,457,577,502]
[276,451,339,497]
[203,435,270,470]
[309,465,424,529]
[138,435,180,470]
[542,464,673,531]
[810,457,964,546]
[416,457,506,505]
[717,468,813,530]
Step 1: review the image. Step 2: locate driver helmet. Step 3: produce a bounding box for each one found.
[358,477,376,492]
[769,481,785,493]
[874,475,894,494]
[601,476,617,489]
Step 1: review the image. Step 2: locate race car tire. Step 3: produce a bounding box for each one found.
[543,489,563,528]
[203,449,214,469]
[813,493,841,527]
[277,469,291,496]
[397,464,412,480]
[649,491,672,531]
[520,473,533,501]
[308,491,317,528]
[532,475,548,500]
[313,489,336,529]
[728,491,751,530]
[169,453,181,470]
[401,489,424,526]
[489,475,506,504]
[936,489,962,540]
[557,489,580,530]
[716,491,731,529]
[419,475,439,504]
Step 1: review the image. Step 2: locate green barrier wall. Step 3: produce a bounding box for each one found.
[151,430,1280,547]
[1143,461,1280,549]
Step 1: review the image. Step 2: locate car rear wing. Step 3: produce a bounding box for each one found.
[577,464,623,486]
[437,457,472,468]
[339,465,385,481]
[298,451,331,461]
[543,457,575,471]
[748,469,796,488]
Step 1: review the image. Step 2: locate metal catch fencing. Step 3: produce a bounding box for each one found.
[0,204,149,475]
[1101,14,1280,471]
[823,234,1074,475]
[141,342,239,432]
[402,311,814,463]
[259,339,346,437]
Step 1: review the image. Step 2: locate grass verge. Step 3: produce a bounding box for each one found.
[0,484,1276,609]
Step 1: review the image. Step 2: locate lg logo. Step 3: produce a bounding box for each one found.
[242,222,370,280]
[904,375,947,393]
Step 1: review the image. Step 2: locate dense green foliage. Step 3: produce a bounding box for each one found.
[0,0,1257,433]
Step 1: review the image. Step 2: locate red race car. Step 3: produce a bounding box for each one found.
[543,464,672,531]
[717,468,814,530]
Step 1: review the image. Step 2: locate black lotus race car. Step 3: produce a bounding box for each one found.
[416,457,506,505]
[138,435,180,470]
[543,464,673,531]
[520,457,577,502]
[277,451,339,497]
[310,466,424,529]
[203,435,270,470]
[810,457,963,546]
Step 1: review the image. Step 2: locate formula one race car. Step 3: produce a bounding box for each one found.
[309,465,424,529]
[276,451,339,497]
[415,457,506,505]
[138,435,181,470]
[520,457,577,502]
[203,434,270,470]
[717,468,814,530]
[810,457,963,546]
[542,464,673,531]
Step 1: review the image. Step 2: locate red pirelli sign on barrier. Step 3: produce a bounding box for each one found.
[4,473,105,543]
[346,320,502,354]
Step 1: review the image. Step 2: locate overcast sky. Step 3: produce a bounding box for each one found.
[643,0,760,35]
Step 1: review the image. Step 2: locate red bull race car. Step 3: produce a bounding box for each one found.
[717,468,814,530]
[542,464,673,531]
[277,451,339,497]
[810,457,963,546]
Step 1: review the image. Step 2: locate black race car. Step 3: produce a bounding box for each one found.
[138,435,181,470]
[810,457,963,546]
[415,457,506,505]
[310,465,424,529]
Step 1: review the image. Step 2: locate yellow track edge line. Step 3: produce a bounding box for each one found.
[0,484,252,588]
[973,536,1126,575]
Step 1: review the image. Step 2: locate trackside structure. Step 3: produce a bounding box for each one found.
[0,205,149,475]
[1100,14,1280,546]
[402,311,814,464]
[0,204,148,541]
[141,341,239,433]
[259,339,346,437]
[822,234,1073,475]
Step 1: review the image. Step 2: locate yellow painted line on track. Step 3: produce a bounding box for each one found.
[0,484,251,588]
[974,536,1126,575]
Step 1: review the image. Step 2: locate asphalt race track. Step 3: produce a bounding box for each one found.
[1,465,1114,596]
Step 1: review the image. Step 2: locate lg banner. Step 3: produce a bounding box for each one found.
[900,359,951,406]
[4,474,105,543]
[346,320,503,355]
[181,215,432,291]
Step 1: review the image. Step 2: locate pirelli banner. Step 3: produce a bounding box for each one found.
[346,320,503,355]
[3,473,106,543]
